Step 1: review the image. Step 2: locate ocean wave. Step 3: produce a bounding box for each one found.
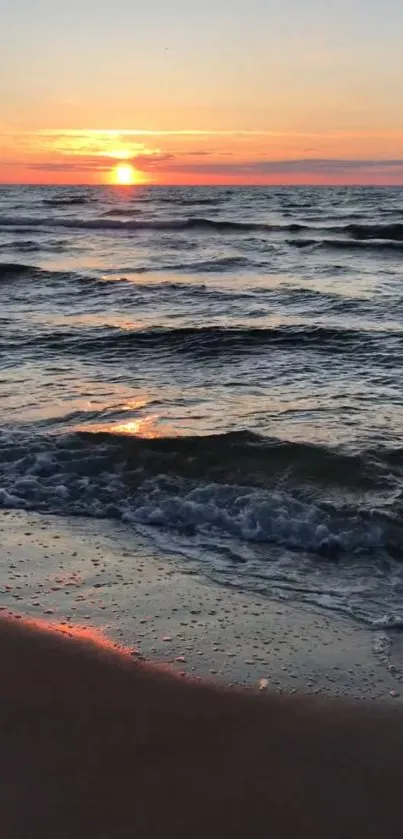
[0,263,343,301]
[42,196,90,207]
[346,222,403,241]
[158,196,231,207]
[1,213,403,248]
[0,240,41,253]
[157,190,235,204]
[287,237,403,253]
[102,208,143,217]
[99,254,268,273]
[0,239,66,255]
[0,262,39,282]
[0,429,401,560]
[78,275,357,315]
[166,255,256,272]
[76,428,396,488]
[178,197,228,207]
[0,214,309,234]
[9,323,390,359]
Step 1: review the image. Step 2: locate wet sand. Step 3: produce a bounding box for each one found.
[0,509,402,699]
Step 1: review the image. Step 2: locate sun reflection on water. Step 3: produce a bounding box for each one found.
[112,415,161,438]
[80,412,177,439]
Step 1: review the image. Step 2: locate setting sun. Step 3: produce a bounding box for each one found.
[113,163,138,185]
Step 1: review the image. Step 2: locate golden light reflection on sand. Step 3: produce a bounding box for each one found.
[8,613,133,656]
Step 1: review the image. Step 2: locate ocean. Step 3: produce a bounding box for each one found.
[1,184,403,628]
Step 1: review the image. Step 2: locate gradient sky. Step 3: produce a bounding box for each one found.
[1,0,403,184]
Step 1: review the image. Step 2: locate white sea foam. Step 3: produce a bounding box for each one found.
[0,438,388,554]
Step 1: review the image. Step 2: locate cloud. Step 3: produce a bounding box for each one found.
[131,152,174,170]
[10,128,403,141]
[25,150,173,172]
[32,129,314,138]
[178,150,214,156]
[158,157,403,177]
[11,154,403,184]
[23,149,214,174]
[27,160,109,172]
[131,150,214,169]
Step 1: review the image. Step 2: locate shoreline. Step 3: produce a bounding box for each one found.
[0,508,401,700]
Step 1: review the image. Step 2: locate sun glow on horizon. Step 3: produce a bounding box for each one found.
[2,125,403,186]
[112,163,139,185]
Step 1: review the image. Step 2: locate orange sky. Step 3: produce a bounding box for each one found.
[1,0,403,185]
[2,127,403,186]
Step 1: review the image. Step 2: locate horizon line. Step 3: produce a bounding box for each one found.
[1,181,402,188]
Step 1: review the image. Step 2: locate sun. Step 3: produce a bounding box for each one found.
[113,163,138,185]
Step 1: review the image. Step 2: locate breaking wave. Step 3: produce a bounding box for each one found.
[0,429,401,560]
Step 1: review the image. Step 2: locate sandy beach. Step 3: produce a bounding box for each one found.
[2,511,403,838]
[1,509,401,701]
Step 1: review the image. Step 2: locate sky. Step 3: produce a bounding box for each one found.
[1,0,403,185]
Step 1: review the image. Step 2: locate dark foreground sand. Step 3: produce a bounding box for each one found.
[1,612,403,839]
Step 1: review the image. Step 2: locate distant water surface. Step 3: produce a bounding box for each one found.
[1,184,403,626]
